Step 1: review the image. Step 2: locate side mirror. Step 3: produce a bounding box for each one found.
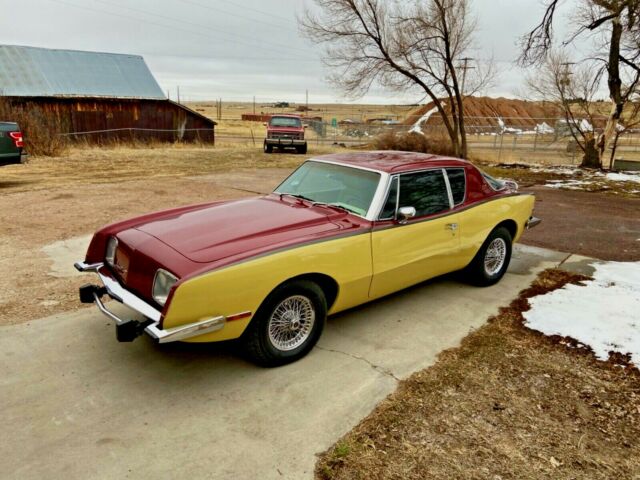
[303,125,308,129]
[397,206,416,224]
[262,122,267,127]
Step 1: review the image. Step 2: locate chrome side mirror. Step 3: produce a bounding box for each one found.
[397,206,416,224]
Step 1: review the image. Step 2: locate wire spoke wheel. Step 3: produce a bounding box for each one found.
[267,295,316,352]
[484,237,507,276]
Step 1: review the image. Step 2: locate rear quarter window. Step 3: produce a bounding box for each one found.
[446,168,466,205]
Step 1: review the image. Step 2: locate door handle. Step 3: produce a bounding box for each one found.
[445,223,458,231]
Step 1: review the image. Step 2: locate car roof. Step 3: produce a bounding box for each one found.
[312,151,472,174]
[271,114,301,118]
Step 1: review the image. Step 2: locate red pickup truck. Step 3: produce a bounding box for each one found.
[264,114,307,154]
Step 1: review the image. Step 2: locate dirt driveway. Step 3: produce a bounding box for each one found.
[522,186,640,261]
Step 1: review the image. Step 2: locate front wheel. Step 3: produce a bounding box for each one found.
[465,226,512,286]
[296,143,308,154]
[241,280,326,367]
[263,141,273,154]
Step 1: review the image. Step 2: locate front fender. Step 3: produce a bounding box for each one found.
[162,232,373,342]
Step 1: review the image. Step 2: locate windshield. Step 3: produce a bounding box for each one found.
[270,116,302,128]
[275,161,381,217]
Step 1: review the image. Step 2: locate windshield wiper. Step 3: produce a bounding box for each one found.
[279,192,315,203]
[311,202,359,215]
[280,193,359,215]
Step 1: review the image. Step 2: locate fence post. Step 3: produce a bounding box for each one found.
[498,133,504,162]
[533,131,538,151]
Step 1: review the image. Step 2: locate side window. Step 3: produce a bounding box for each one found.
[446,168,466,205]
[399,170,450,217]
[379,176,398,220]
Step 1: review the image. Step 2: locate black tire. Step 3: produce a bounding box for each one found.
[263,141,273,154]
[241,280,326,367]
[465,226,512,286]
[297,143,308,154]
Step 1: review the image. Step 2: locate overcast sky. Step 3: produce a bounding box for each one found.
[0,0,580,104]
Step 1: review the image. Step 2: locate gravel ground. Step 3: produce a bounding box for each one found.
[520,186,640,261]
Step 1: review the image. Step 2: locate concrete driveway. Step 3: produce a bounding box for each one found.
[1,245,569,480]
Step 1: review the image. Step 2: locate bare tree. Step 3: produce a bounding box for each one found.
[520,0,640,168]
[299,0,492,159]
[527,52,607,166]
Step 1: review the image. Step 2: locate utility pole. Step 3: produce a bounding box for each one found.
[459,57,475,95]
[253,96,256,115]
[305,89,309,110]
[560,62,574,96]
[177,86,181,104]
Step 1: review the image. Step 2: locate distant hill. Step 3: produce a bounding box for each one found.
[405,96,564,131]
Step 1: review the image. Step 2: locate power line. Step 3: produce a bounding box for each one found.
[46,0,313,59]
[178,0,298,32]
[92,0,308,55]
[217,0,297,25]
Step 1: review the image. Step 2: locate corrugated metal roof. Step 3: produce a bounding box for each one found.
[0,45,165,100]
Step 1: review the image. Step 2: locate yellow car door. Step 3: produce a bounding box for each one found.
[369,169,463,299]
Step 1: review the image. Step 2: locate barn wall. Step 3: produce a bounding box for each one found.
[5,97,215,144]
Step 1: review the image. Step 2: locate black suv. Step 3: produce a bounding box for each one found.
[0,122,25,165]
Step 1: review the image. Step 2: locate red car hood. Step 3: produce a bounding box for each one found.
[133,195,347,263]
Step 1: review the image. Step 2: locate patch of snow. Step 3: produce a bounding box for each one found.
[531,167,577,175]
[536,122,555,134]
[523,261,640,366]
[606,172,640,184]
[543,179,592,189]
[580,119,594,132]
[409,105,441,134]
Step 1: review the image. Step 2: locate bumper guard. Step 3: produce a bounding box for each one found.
[74,261,226,343]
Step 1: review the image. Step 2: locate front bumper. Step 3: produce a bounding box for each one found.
[265,137,306,147]
[74,261,226,343]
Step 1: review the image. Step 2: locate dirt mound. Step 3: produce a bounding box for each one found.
[405,96,563,130]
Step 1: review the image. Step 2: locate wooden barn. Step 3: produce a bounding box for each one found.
[0,45,215,143]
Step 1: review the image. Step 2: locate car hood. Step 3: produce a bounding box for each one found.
[133,195,348,264]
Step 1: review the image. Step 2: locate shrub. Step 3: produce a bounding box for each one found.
[0,98,68,157]
[373,130,457,157]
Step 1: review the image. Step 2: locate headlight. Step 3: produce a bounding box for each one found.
[105,237,118,266]
[152,269,178,306]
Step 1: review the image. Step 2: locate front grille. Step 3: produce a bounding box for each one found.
[269,132,301,140]
[112,246,130,283]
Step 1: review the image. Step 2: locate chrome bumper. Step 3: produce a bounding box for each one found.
[526,216,541,229]
[74,261,226,343]
[265,138,306,146]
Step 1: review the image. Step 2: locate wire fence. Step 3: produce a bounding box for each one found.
[53,118,640,167]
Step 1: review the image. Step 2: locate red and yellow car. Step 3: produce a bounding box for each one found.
[76,151,539,366]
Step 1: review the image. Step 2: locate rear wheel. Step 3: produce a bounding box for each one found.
[465,226,512,286]
[242,280,326,367]
[263,141,273,154]
[297,143,308,154]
